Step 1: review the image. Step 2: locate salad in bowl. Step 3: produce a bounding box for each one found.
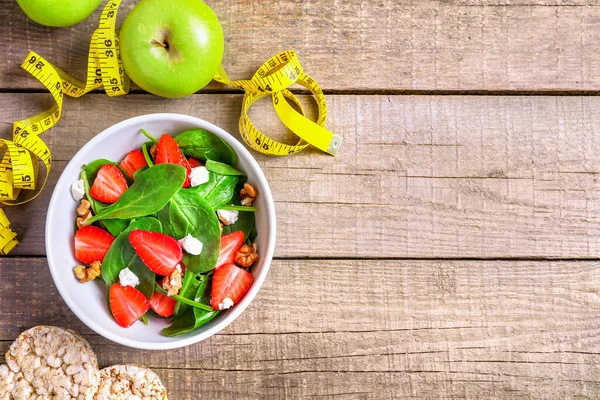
[46,114,275,349]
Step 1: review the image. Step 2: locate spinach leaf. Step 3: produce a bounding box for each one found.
[86,164,186,224]
[82,160,129,236]
[101,217,162,299]
[192,172,238,210]
[162,274,219,337]
[141,128,158,142]
[174,129,237,165]
[141,142,154,167]
[175,271,203,315]
[205,160,245,176]
[219,205,257,212]
[158,189,221,273]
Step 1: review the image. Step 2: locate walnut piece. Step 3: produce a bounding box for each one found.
[76,212,92,229]
[240,183,258,206]
[73,261,101,283]
[76,199,92,228]
[76,199,91,217]
[235,243,259,267]
[161,264,183,296]
[149,143,157,160]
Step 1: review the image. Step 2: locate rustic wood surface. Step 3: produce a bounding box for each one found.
[4,0,600,92]
[2,0,600,399]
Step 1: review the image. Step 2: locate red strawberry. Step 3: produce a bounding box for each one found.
[90,164,128,203]
[188,157,204,168]
[109,283,151,328]
[129,230,183,276]
[155,134,191,187]
[74,225,114,264]
[120,150,148,179]
[215,231,245,269]
[149,292,177,317]
[210,263,253,311]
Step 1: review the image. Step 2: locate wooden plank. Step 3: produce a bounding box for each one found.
[2,94,600,258]
[1,258,599,398]
[2,1,600,92]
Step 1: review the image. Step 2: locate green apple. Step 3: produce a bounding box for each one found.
[119,0,224,98]
[16,0,102,27]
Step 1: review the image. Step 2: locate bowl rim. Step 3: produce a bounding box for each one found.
[45,113,276,350]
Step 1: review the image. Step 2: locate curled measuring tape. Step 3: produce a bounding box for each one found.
[214,50,342,156]
[0,0,339,254]
[0,0,128,252]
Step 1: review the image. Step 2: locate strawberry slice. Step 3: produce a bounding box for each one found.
[188,157,204,168]
[109,283,151,328]
[90,164,128,203]
[155,134,191,187]
[215,231,245,269]
[210,263,253,311]
[149,292,177,317]
[74,225,115,264]
[120,150,148,179]
[129,230,183,276]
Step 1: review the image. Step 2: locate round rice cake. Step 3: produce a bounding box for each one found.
[95,365,168,400]
[0,364,15,400]
[5,326,100,399]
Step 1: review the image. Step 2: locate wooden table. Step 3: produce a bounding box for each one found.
[2,1,600,398]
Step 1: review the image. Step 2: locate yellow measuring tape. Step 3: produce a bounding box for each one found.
[0,0,340,254]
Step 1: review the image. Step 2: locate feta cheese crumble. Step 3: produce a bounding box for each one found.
[189,166,210,187]
[217,209,239,225]
[219,297,234,310]
[178,235,203,256]
[71,179,85,201]
[119,268,140,288]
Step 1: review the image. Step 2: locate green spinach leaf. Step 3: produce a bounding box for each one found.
[86,164,186,224]
[162,274,219,337]
[175,271,204,315]
[82,160,129,236]
[205,160,245,176]
[101,217,162,299]
[158,189,221,273]
[141,142,154,167]
[192,172,238,210]
[174,129,237,165]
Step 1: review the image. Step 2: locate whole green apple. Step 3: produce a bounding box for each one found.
[16,0,102,27]
[119,0,224,98]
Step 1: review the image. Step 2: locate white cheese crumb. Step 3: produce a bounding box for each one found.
[219,297,234,310]
[178,235,203,256]
[119,268,140,288]
[189,166,210,187]
[217,209,239,225]
[71,179,85,201]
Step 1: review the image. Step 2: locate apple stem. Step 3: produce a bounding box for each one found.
[151,39,169,49]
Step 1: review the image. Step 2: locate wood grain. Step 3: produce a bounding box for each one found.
[1,257,599,399]
[2,94,600,258]
[3,0,600,92]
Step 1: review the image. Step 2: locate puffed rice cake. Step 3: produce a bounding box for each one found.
[4,326,100,400]
[95,364,168,400]
[0,364,15,400]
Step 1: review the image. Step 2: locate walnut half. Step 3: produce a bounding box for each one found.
[235,243,259,267]
[161,264,183,296]
[240,183,258,206]
[76,199,92,228]
[73,261,101,283]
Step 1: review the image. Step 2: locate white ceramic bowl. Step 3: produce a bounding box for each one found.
[46,113,276,350]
